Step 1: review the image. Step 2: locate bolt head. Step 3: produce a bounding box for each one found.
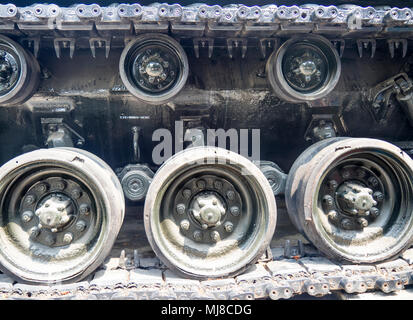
[55,181,66,190]
[327,210,338,221]
[176,203,186,215]
[29,227,40,238]
[370,207,380,218]
[230,206,240,216]
[63,232,73,244]
[182,189,191,199]
[357,217,368,227]
[37,183,48,193]
[25,195,36,205]
[368,177,379,187]
[224,222,234,233]
[373,191,384,202]
[197,180,206,189]
[193,230,202,242]
[22,211,33,222]
[214,180,222,189]
[328,180,338,190]
[71,189,82,199]
[322,195,334,207]
[180,219,190,231]
[226,190,235,200]
[76,220,87,232]
[79,204,90,215]
[210,231,220,242]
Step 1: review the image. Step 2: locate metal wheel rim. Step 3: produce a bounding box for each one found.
[119,34,189,105]
[266,35,341,102]
[0,152,118,283]
[144,147,276,278]
[306,141,413,262]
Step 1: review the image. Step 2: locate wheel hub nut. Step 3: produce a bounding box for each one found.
[224,222,234,233]
[63,232,73,244]
[210,231,220,242]
[190,194,226,228]
[337,182,376,216]
[21,210,33,222]
[180,219,190,231]
[35,196,74,231]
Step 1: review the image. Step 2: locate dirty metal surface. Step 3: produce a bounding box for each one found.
[1,206,413,300]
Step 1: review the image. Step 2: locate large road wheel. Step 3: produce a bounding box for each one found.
[286,138,413,263]
[0,148,124,284]
[144,147,277,279]
[0,35,40,105]
[119,34,188,105]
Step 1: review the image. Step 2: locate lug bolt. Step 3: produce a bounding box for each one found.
[21,211,34,222]
[224,222,234,233]
[182,189,191,199]
[37,183,48,193]
[327,210,338,220]
[230,206,240,216]
[322,195,334,207]
[193,230,203,242]
[341,169,351,179]
[341,218,352,229]
[71,189,82,199]
[25,195,36,205]
[79,204,90,215]
[227,190,235,200]
[63,232,73,244]
[370,207,380,218]
[210,231,220,242]
[357,218,368,227]
[214,180,222,189]
[180,219,190,231]
[29,227,40,238]
[55,181,66,190]
[176,203,186,215]
[368,177,379,187]
[76,220,87,232]
[356,169,366,178]
[212,199,217,205]
[373,191,384,202]
[328,180,338,190]
[197,180,206,189]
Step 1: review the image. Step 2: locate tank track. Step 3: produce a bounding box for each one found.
[0,3,412,59]
[1,243,412,300]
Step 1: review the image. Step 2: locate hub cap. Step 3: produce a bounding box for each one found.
[131,47,179,94]
[0,48,19,95]
[282,43,328,93]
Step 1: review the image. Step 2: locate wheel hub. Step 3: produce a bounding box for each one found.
[282,44,327,92]
[0,49,18,94]
[190,193,226,228]
[320,164,384,230]
[336,181,377,216]
[35,194,74,232]
[132,46,178,93]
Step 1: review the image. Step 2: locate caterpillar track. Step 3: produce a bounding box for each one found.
[1,1,413,300]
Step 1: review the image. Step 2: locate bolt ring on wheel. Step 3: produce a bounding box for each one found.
[286,138,413,263]
[144,147,276,279]
[0,148,124,284]
[0,35,40,105]
[119,34,189,105]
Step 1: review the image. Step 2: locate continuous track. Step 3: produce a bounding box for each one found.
[2,210,413,300]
